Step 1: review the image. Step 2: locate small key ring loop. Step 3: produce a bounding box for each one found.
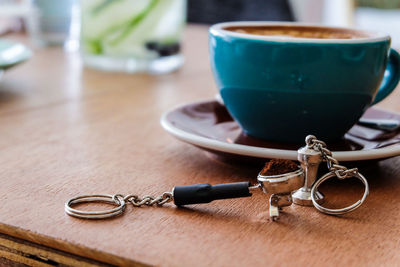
[65,194,126,219]
[311,172,369,215]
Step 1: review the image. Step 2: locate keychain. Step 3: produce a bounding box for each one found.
[65,135,369,221]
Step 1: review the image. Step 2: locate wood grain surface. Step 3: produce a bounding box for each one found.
[0,233,112,266]
[0,25,399,266]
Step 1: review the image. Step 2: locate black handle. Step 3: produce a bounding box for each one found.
[173,182,252,206]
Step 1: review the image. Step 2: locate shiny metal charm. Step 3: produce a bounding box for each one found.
[269,194,292,221]
[292,136,324,206]
[256,135,370,220]
[257,169,304,220]
[257,169,304,194]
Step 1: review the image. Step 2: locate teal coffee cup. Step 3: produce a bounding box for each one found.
[209,22,400,143]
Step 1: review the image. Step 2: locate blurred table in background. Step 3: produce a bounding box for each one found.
[0,25,399,266]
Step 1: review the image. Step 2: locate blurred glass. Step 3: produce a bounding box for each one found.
[27,0,79,48]
[80,0,186,74]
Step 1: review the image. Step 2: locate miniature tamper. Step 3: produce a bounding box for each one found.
[291,141,324,206]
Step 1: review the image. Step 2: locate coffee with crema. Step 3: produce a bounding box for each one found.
[226,25,371,39]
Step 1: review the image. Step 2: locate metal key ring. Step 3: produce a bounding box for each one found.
[65,194,126,219]
[311,172,369,215]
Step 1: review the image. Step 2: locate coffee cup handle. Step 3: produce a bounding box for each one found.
[372,48,400,105]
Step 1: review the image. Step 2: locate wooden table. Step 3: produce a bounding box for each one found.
[0,25,399,266]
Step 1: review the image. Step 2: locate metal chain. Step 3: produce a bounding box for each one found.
[112,192,173,207]
[305,135,359,179]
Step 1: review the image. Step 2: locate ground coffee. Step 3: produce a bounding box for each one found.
[260,159,299,176]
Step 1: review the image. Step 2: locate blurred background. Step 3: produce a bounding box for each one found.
[0,0,399,73]
[1,0,400,43]
[1,0,400,44]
